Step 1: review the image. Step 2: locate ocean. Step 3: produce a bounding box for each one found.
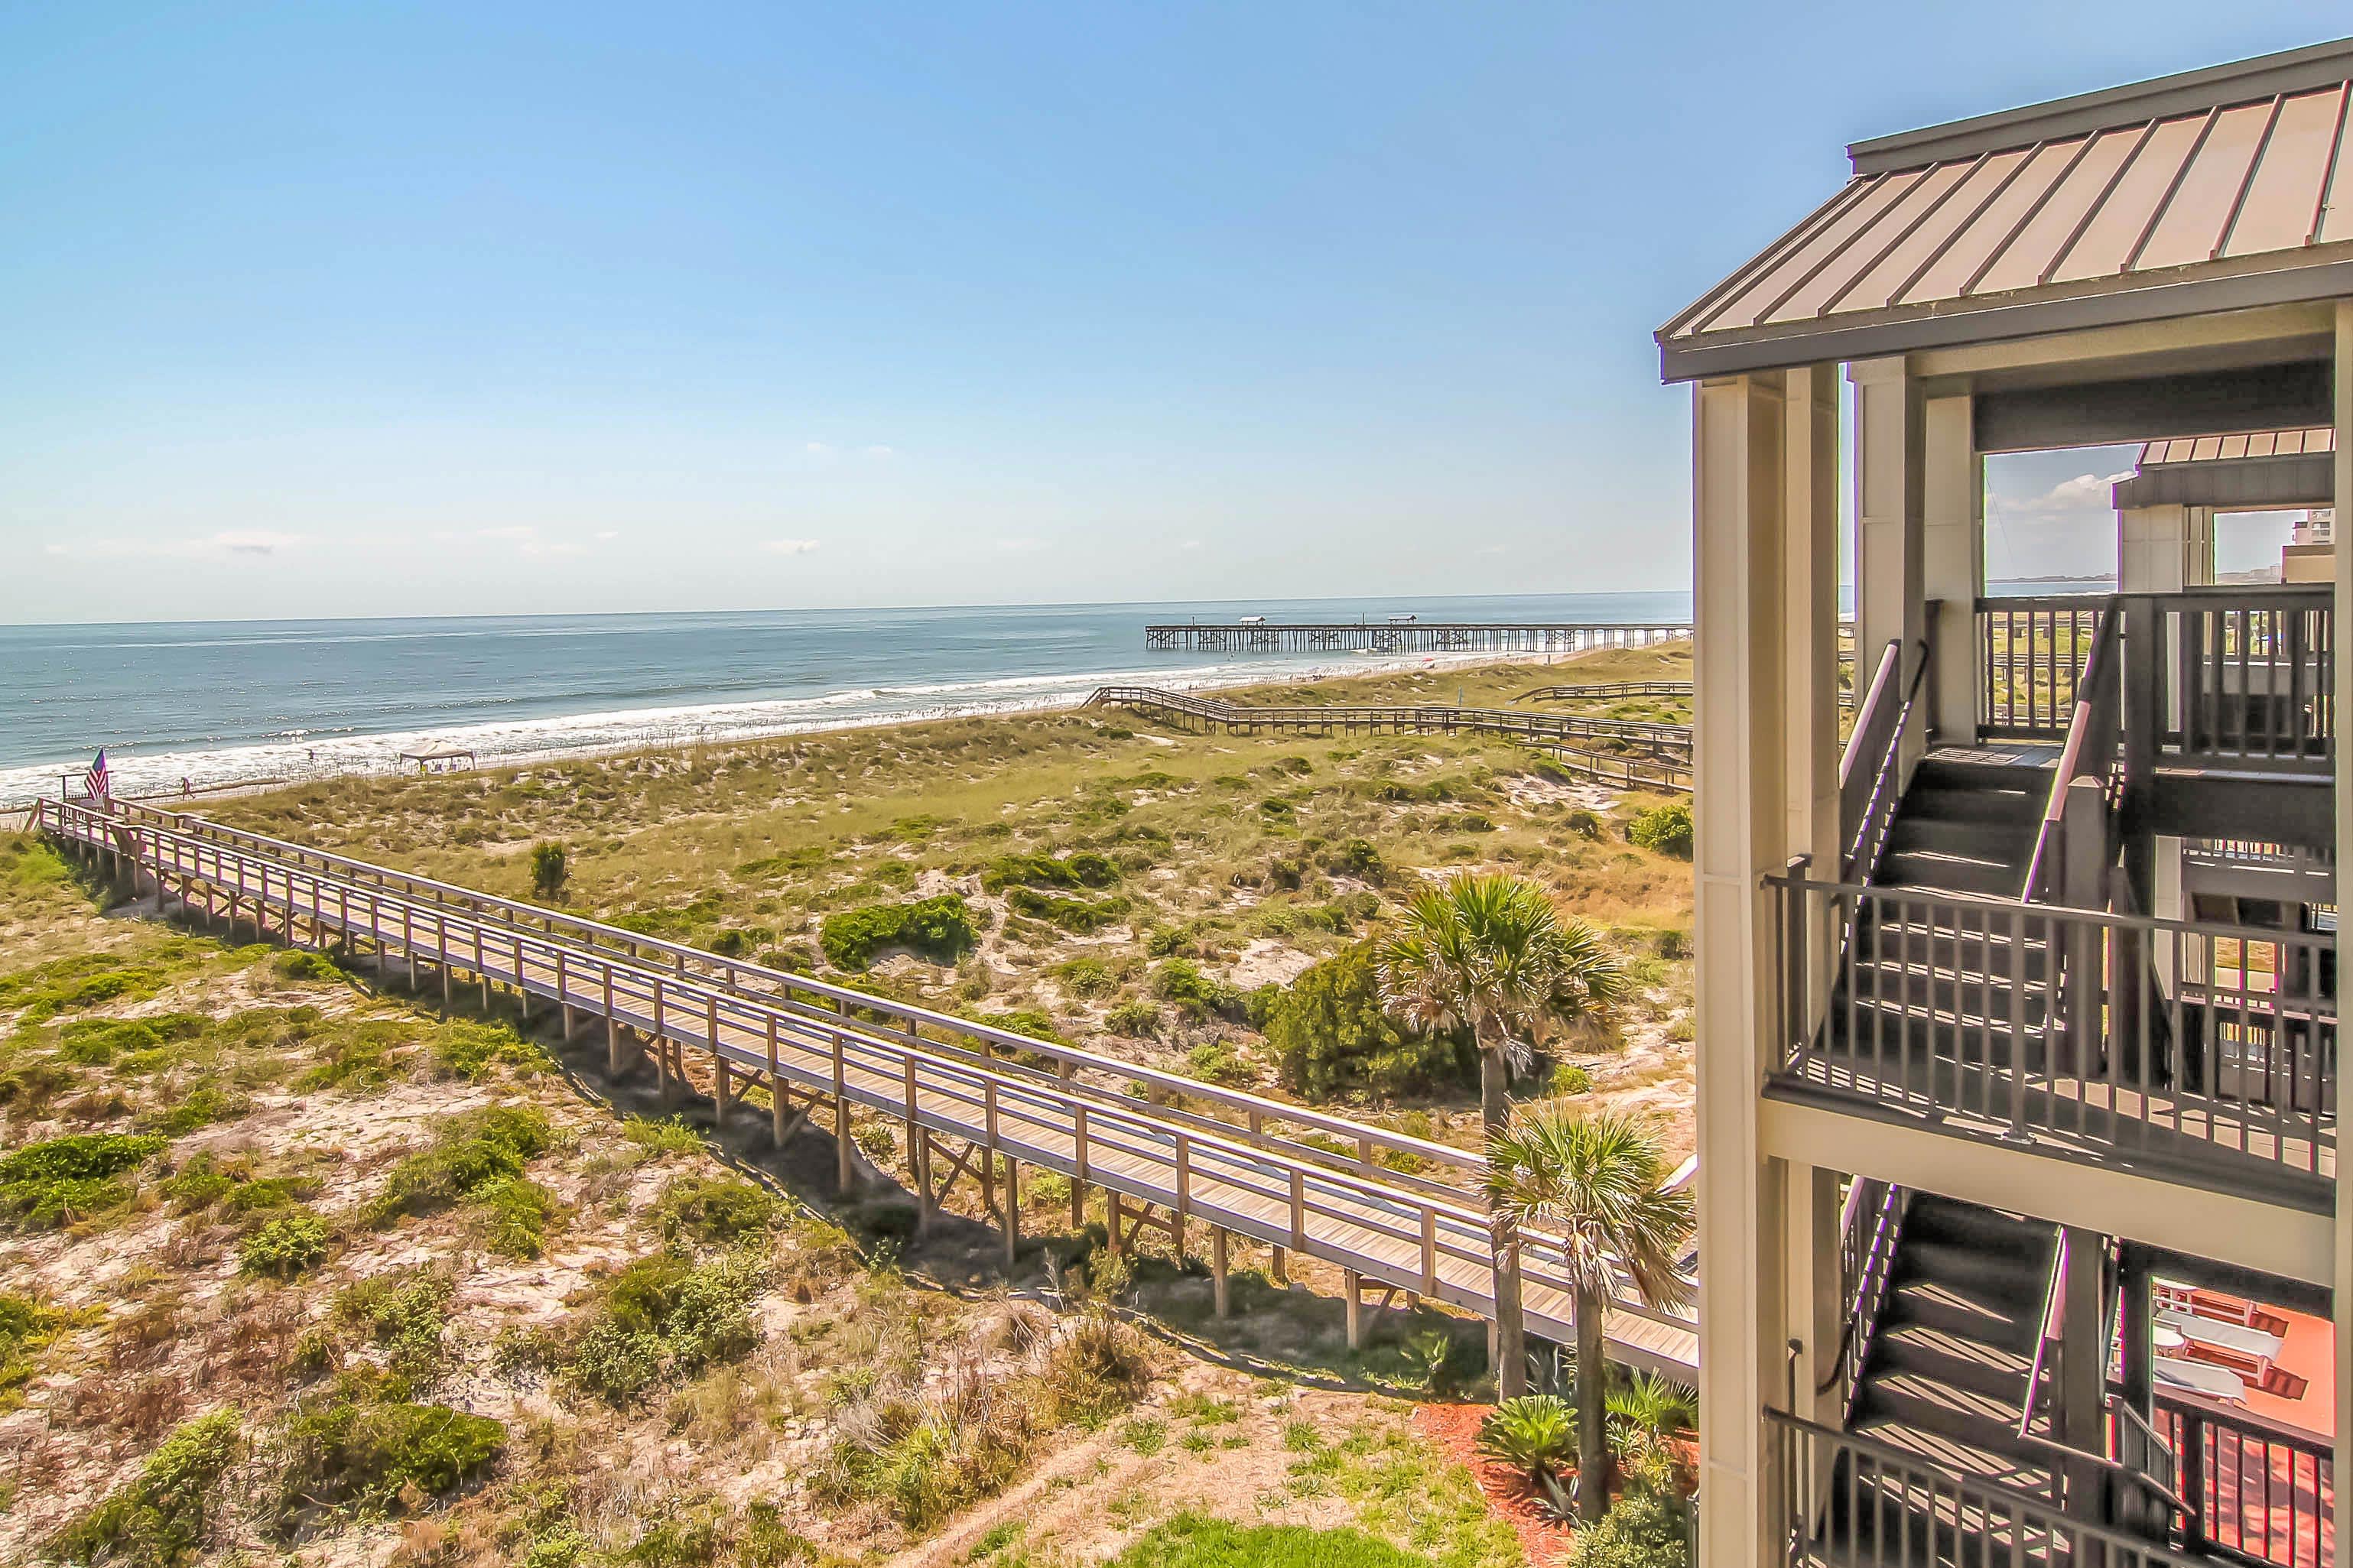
[0,592,1698,807]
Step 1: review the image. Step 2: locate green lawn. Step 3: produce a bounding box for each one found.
[1108,1514,1436,1568]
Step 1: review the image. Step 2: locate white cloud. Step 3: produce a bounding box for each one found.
[2007,470,2135,520]
[994,537,1042,553]
[1178,539,1203,551]
[804,441,834,458]
[48,530,308,560]
[763,538,821,556]
[593,529,619,541]
[858,445,894,460]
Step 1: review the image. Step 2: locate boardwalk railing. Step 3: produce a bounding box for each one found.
[37,797,1698,1377]
[1765,868,2335,1199]
[1517,680,1693,702]
[1084,687,1693,793]
[1978,596,2107,739]
[1146,622,1692,654]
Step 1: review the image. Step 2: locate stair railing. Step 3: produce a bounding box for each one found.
[1836,638,1930,882]
[1817,1179,1903,1420]
[2021,598,2124,906]
[2014,1232,2193,1536]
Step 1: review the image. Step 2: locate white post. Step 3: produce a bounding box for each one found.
[2331,298,2351,1568]
[1851,357,1926,761]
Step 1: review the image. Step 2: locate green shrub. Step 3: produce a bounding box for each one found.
[1477,1393,1576,1481]
[1565,808,1605,840]
[1550,1063,1594,1096]
[334,1269,456,1387]
[366,1104,554,1228]
[271,950,344,982]
[1149,959,1240,1022]
[0,1133,166,1230]
[1626,803,1693,859]
[1183,1040,1253,1086]
[819,895,978,969]
[976,1007,1067,1047]
[530,842,569,901]
[473,1177,561,1259]
[145,1083,245,1136]
[57,1017,165,1065]
[560,1251,765,1405]
[46,1407,240,1566]
[655,1175,779,1245]
[0,1292,74,1407]
[1003,886,1126,933]
[1103,1000,1160,1037]
[1324,838,1386,883]
[1266,946,1474,1102]
[981,851,1118,891]
[239,1211,331,1279]
[622,1115,704,1156]
[271,1398,505,1523]
[431,1021,549,1082]
[0,952,178,1022]
[1567,1487,1692,1568]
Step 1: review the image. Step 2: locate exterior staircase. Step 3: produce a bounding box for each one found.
[1825,757,2060,1079]
[1849,1195,2057,1496]
[1822,1193,2064,1566]
[1873,758,2047,898]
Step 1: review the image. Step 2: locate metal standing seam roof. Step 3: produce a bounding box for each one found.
[1659,39,2353,381]
[2138,427,2337,465]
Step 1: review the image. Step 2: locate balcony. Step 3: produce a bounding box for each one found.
[1766,588,2337,1203]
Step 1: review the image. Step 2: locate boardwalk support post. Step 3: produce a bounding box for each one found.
[1211,1227,1230,1319]
[1001,1156,1019,1270]
[1344,1270,1364,1350]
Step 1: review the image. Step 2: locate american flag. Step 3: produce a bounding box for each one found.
[83,749,110,801]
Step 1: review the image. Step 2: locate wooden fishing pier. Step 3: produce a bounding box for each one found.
[1143,620,1692,654]
[1087,685,1693,791]
[38,796,1698,1379]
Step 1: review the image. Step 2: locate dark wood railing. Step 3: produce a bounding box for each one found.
[2154,1393,2336,1568]
[1768,1409,2210,1568]
[1766,871,2335,1190]
[1980,596,2107,739]
[2162,589,2334,772]
[1978,589,2333,771]
[2022,602,2124,906]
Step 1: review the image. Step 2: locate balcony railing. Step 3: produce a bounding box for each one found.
[1766,870,2335,1194]
[1974,590,2334,771]
[1768,1408,2212,1568]
[1981,596,2105,739]
[2154,1394,2336,1568]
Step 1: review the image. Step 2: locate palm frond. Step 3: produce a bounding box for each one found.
[1484,1102,1696,1310]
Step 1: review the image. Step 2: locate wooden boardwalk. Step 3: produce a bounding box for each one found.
[1085,686,1692,791]
[39,798,1699,1379]
[1145,622,1692,654]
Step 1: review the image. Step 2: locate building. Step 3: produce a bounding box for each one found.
[1661,38,2349,1568]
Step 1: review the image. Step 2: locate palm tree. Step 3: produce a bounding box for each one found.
[1376,873,1625,1398]
[1486,1102,1694,1521]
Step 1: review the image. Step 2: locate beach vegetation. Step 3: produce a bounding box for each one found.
[45,1406,241,1566]
[820,894,978,969]
[1268,945,1473,1102]
[270,1393,505,1526]
[1624,803,1692,859]
[239,1209,332,1278]
[0,1131,166,1229]
[530,840,569,900]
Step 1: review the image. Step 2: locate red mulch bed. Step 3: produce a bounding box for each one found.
[1411,1403,1576,1567]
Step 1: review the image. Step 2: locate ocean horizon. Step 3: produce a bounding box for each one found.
[2,590,1706,806]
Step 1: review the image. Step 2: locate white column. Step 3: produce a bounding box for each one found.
[1923,392,1982,741]
[1696,366,1840,1566]
[2332,299,2351,1568]
[1851,358,1926,758]
[2119,504,2197,592]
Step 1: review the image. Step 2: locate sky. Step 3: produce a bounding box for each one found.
[2,3,2345,625]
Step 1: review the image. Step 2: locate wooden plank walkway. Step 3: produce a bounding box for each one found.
[40,797,1700,1379]
[1084,686,1693,792]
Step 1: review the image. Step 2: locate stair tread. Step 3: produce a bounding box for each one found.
[1868,1322,2036,1394]
[1846,1417,2059,1499]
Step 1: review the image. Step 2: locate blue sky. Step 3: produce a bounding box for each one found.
[1,3,2343,623]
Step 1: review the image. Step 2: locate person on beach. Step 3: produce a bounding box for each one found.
[180,777,191,799]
